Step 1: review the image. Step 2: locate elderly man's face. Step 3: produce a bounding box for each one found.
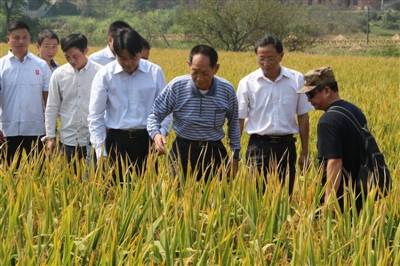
[256,44,283,74]
[189,54,218,91]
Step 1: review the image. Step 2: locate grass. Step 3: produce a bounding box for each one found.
[0,44,399,264]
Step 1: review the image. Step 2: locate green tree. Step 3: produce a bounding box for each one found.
[177,0,291,51]
[138,9,175,47]
[1,0,25,27]
[1,0,48,39]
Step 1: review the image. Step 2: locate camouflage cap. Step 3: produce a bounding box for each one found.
[298,66,336,93]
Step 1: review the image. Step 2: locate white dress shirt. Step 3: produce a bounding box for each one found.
[88,46,115,66]
[45,60,102,146]
[88,59,170,156]
[0,51,51,136]
[237,66,313,135]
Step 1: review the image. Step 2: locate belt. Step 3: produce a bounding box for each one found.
[176,136,222,147]
[107,128,148,139]
[250,134,294,143]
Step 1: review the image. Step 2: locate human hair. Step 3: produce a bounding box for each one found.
[108,20,132,37]
[61,33,88,52]
[326,81,339,92]
[254,35,283,54]
[142,38,151,50]
[189,44,218,67]
[113,28,143,56]
[7,21,30,34]
[37,29,59,45]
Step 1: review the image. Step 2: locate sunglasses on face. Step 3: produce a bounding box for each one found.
[306,85,324,99]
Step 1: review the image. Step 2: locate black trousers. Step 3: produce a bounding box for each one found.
[4,136,44,165]
[105,128,151,178]
[61,144,88,163]
[320,175,364,213]
[171,136,228,181]
[246,134,296,195]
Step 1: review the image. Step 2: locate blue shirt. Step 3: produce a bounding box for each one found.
[147,74,241,153]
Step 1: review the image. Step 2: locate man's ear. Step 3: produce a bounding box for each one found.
[213,63,220,74]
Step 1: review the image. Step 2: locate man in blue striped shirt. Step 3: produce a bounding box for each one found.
[147,45,240,180]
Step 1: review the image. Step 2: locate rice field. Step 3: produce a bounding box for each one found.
[0,44,399,265]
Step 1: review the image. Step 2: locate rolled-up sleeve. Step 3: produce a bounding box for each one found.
[237,79,249,119]
[296,74,313,115]
[147,83,176,139]
[88,70,108,149]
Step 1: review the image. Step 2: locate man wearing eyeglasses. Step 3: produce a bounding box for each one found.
[299,66,381,211]
[237,35,313,195]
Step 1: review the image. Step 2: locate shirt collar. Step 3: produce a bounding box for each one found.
[190,76,217,97]
[7,50,32,62]
[257,66,291,83]
[71,59,90,73]
[105,45,115,59]
[113,59,147,75]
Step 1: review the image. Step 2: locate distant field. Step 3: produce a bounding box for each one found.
[0,43,399,264]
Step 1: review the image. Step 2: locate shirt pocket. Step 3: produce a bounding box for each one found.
[214,108,226,129]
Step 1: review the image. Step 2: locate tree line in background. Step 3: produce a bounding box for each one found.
[0,0,399,52]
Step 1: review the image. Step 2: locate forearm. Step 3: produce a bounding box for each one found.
[325,158,343,201]
[298,114,309,153]
[42,92,48,107]
[239,119,245,135]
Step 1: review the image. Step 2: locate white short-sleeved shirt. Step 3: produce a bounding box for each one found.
[0,51,51,136]
[88,46,115,66]
[237,66,313,135]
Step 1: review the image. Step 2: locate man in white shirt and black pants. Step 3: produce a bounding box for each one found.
[88,28,170,178]
[0,21,51,164]
[237,35,313,195]
[44,34,102,162]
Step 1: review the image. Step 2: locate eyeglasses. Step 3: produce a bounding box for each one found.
[305,86,323,99]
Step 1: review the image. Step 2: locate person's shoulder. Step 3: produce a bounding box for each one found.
[87,60,103,72]
[52,63,71,76]
[88,48,106,58]
[28,53,49,68]
[0,53,8,62]
[215,76,235,92]
[94,61,115,78]
[0,54,9,68]
[239,68,262,83]
[139,59,163,73]
[169,74,191,86]
[281,66,303,82]
[330,99,367,124]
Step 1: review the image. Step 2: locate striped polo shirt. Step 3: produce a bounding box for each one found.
[147,74,240,153]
